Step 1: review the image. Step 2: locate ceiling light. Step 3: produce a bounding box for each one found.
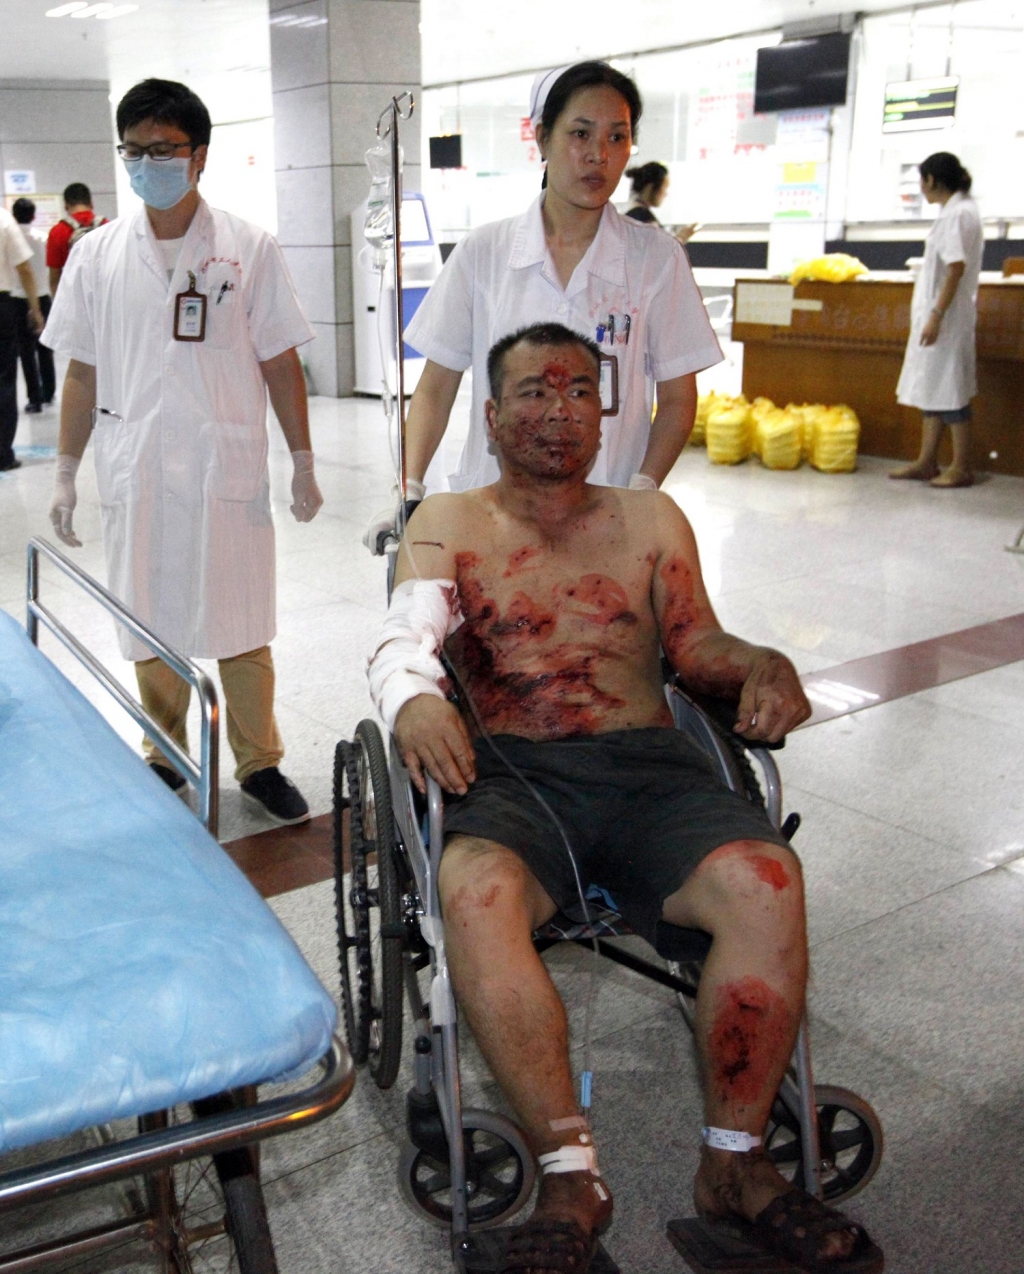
[71,3,115,16]
[45,3,89,15]
[95,3,139,15]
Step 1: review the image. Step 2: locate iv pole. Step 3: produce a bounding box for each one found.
[376,90,415,530]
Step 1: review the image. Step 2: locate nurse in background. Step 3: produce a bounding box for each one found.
[892,152,982,489]
[365,60,721,552]
[43,78,323,825]
[623,160,698,245]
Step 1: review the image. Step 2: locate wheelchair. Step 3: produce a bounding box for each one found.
[332,680,884,1270]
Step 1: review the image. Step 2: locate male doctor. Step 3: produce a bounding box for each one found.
[43,78,322,825]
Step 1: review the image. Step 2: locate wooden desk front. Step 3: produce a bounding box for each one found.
[731,277,1024,476]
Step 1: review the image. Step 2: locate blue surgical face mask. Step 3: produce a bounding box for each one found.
[124,155,193,211]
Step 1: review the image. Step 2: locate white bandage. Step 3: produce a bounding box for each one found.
[628,473,659,491]
[702,1127,762,1152]
[538,1144,601,1176]
[367,578,464,732]
[539,1119,601,1177]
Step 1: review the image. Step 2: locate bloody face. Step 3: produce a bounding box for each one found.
[538,85,633,211]
[486,341,602,481]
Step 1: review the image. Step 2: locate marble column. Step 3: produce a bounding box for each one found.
[270,0,421,397]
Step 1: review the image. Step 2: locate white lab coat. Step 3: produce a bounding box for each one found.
[405,195,721,492]
[896,192,983,412]
[42,199,313,661]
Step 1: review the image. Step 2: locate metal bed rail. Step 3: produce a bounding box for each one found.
[0,1039,354,1271]
[26,536,220,837]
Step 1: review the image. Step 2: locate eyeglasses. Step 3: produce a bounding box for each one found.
[117,141,195,162]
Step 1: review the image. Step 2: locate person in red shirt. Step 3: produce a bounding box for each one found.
[46,183,107,297]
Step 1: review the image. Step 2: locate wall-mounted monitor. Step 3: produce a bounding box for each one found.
[883,78,958,133]
[429,134,463,169]
[754,32,851,113]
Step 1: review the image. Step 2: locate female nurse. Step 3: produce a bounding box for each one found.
[623,160,698,244]
[891,152,983,489]
[365,60,721,551]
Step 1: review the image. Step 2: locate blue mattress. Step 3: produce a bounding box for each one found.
[0,609,337,1153]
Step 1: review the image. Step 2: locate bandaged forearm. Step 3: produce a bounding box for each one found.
[367,578,464,732]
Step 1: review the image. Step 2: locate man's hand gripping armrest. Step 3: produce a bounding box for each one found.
[394,696,476,797]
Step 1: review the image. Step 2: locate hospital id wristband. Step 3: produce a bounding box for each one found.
[702,1127,762,1152]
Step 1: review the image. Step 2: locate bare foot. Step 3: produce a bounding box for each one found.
[889,462,939,480]
[930,467,974,488]
[693,1145,855,1262]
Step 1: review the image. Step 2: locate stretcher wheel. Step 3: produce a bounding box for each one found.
[141,1100,278,1273]
[398,1109,536,1230]
[333,721,405,1089]
[765,1084,884,1203]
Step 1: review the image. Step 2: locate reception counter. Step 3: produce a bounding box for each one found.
[731,274,1024,476]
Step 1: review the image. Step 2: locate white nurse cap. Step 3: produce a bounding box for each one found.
[529,65,572,127]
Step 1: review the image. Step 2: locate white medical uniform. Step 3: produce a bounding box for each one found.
[896,191,983,412]
[405,195,722,492]
[43,199,313,661]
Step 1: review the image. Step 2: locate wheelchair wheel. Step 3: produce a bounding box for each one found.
[334,720,405,1089]
[398,1109,536,1230]
[765,1084,884,1203]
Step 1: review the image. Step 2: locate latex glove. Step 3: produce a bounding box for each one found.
[628,473,659,491]
[49,454,82,547]
[363,478,426,554]
[290,450,323,522]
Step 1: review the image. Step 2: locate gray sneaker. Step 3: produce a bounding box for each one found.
[240,766,310,825]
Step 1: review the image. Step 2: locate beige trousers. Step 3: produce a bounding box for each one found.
[136,645,284,783]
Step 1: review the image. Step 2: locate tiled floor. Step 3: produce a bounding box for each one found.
[3,378,1024,1273]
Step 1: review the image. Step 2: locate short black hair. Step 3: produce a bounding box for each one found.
[487,323,602,400]
[116,78,212,148]
[11,197,35,224]
[919,151,972,194]
[626,161,668,197]
[540,61,643,138]
[63,182,92,207]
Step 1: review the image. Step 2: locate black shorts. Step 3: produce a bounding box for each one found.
[443,727,791,944]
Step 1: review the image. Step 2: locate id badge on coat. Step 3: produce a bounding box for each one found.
[600,354,619,416]
[174,270,207,342]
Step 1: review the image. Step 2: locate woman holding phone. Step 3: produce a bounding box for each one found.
[365,60,721,551]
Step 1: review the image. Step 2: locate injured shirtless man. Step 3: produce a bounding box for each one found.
[368,322,883,1274]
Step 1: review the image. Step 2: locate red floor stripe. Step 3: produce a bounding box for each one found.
[799,612,1024,727]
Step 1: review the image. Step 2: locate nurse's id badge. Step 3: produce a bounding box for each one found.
[599,353,619,417]
[174,271,207,342]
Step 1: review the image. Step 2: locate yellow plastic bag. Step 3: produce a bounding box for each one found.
[756,407,802,470]
[789,253,868,286]
[786,403,817,461]
[810,404,860,473]
[706,400,753,465]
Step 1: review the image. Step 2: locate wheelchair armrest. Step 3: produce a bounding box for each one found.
[666,673,787,751]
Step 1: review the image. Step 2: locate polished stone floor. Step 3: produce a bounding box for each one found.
[2,375,1024,1273]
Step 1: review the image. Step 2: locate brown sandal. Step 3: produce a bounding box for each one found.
[502,1218,598,1273]
[704,1186,884,1273]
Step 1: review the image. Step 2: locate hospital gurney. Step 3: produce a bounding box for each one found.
[0,538,354,1273]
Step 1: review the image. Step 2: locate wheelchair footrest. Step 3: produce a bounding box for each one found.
[457,1228,620,1272]
[667,1218,793,1272]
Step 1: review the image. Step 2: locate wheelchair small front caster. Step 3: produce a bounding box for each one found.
[764,1084,884,1203]
[398,1108,536,1230]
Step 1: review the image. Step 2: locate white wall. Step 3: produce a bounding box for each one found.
[108,4,278,232]
[421,0,1024,238]
[0,79,117,222]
